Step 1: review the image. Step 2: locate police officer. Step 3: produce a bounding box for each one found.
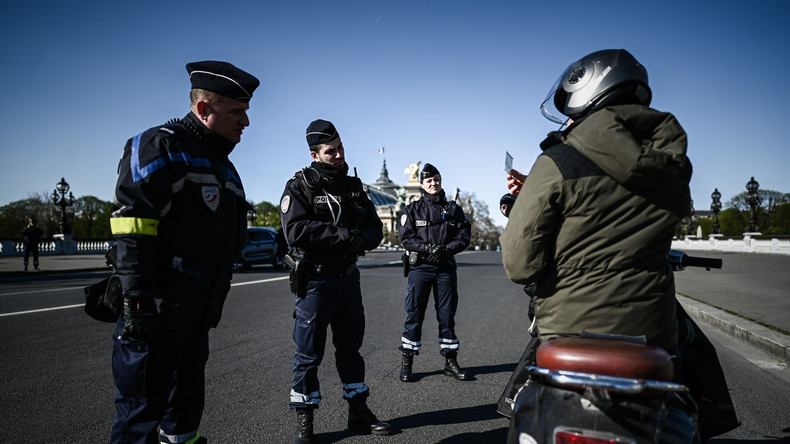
[110,61,259,444]
[398,163,472,382]
[280,119,391,443]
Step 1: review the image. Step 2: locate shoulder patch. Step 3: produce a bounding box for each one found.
[281,195,291,213]
[202,186,220,212]
[400,214,407,226]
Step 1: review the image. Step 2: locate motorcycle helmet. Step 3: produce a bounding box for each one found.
[540,49,651,125]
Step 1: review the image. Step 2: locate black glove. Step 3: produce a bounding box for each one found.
[427,244,448,256]
[349,230,366,256]
[425,244,449,265]
[121,297,159,341]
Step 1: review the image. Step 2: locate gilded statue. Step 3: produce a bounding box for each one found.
[404,162,421,183]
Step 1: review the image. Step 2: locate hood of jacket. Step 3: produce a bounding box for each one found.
[557,104,688,192]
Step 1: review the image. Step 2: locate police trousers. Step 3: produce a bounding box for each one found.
[111,320,209,444]
[400,263,460,356]
[290,269,368,410]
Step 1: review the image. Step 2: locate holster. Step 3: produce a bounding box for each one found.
[285,254,311,299]
[401,252,410,277]
[83,273,123,322]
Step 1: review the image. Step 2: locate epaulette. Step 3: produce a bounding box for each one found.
[160,117,204,140]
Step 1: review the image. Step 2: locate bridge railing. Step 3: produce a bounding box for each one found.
[0,237,114,256]
[671,234,790,255]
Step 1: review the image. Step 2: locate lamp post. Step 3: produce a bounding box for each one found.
[745,176,760,233]
[51,177,75,235]
[710,188,722,235]
[686,198,695,237]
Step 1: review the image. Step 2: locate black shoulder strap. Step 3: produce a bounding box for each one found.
[542,143,604,180]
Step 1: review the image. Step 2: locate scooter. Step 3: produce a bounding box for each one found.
[503,250,735,444]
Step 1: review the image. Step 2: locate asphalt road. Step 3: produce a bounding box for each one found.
[1,251,788,443]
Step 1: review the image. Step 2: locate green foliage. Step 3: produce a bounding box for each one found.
[71,196,113,238]
[697,217,712,237]
[0,194,115,239]
[764,203,790,235]
[0,194,56,238]
[717,208,747,236]
[250,200,281,228]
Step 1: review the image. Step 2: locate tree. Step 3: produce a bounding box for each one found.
[766,203,790,235]
[458,191,502,250]
[725,189,788,234]
[717,208,747,236]
[250,200,281,228]
[71,196,113,238]
[0,194,56,238]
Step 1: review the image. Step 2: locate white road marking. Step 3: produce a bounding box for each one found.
[0,276,289,317]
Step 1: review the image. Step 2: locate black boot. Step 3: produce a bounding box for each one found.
[400,352,415,382]
[444,354,472,381]
[294,408,314,444]
[348,398,392,435]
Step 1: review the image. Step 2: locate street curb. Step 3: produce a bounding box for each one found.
[678,294,790,363]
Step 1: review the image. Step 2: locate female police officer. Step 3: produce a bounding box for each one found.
[398,163,472,382]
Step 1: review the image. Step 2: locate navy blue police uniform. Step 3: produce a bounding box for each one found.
[398,163,471,380]
[109,61,258,444]
[280,120,391,441]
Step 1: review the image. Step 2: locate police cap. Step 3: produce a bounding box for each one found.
[186,61,260,103]
[420,163,441,182]
[306,119,339,146]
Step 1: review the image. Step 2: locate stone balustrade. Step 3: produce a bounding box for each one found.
[0,236,114,256]
[671,234,790,255]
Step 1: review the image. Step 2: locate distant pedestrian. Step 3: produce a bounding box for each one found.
[22,219,43,271]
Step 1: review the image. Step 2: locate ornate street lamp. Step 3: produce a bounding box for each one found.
[51,177,75,234]
[745,176,760,233]
[710,188,722,235]
[686,198,695,237]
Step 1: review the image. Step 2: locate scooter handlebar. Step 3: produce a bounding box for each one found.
[668,249,722,271]
[685,255,723,270]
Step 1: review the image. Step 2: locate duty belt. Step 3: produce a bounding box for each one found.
[314,263,357,277]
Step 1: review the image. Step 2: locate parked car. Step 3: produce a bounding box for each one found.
[233,226,286,271]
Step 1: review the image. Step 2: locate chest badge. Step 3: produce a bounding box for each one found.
[202,186,220,212]
[415,220,428,227]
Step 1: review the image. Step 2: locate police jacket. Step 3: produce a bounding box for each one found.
[280,161,383,265]
[399,190,471,259]
[110,112,249,335]
[500,104,692,350]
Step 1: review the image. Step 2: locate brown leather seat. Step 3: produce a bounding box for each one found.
[536,337,674,381]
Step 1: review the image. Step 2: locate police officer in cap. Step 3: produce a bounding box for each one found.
[109,60,259,444]
[398,163,472,382]
[280,119,391,443]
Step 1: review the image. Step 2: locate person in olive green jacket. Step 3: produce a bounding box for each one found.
[500,49,691,351]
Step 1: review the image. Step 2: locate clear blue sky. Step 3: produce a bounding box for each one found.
[2,0,788,228]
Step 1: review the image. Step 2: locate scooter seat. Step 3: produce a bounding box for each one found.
[536,337,674,381]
